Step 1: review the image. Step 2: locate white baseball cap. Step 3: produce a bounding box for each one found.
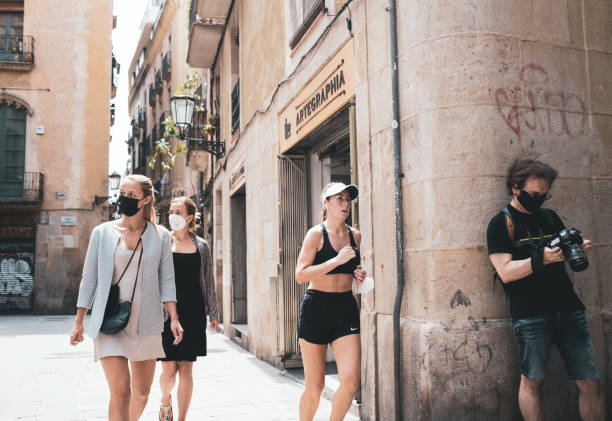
[321,182,359,205]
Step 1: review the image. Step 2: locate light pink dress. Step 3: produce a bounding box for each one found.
[93,247,165,361]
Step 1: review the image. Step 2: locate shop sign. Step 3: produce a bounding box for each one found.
[278,39,355,153]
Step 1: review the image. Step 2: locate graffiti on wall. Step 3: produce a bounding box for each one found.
[0,254,34,310]
[495,63,587,142]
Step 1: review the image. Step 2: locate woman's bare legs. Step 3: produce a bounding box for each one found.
[330,334,361,421]
[128,359,156,421]
[299,339,328,421]
[100,356,131,421]
[177,361,194,421]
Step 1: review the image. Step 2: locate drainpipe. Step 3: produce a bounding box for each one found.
[388,0,405,420]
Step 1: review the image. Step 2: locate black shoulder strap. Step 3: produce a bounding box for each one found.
[346,225,357,248]
[320,223,329,241]
[501,206,515,242]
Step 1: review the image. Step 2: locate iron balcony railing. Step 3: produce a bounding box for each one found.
[154,179,171,201]
[0,172,43,202]
[231,80,240,134]
[155,70,162,94]
[149,84,156,106]
[162,52,171,81]
[189,0,198,36]
[0,35,34,65]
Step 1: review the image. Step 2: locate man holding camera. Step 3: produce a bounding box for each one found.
[487,159,606,421]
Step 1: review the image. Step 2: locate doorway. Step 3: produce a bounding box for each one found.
[230,185,247,328]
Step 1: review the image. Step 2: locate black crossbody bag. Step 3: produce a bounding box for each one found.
[100,227,146,334]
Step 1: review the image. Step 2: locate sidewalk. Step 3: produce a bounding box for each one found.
[0,315,348,421]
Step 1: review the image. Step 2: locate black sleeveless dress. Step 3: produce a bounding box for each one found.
[160,251,207,361]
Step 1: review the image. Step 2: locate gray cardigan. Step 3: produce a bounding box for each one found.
[186,232,219,321]
[76,221,176,338]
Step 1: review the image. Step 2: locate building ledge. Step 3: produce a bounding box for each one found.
[186,21,225,68]
[0,60,33,72]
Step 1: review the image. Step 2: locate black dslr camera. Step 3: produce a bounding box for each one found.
[547,228,589,272]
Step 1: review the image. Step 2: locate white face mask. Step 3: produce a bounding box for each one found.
[169,213,187,231]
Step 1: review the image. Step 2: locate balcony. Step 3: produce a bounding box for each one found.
[154,178,171,202]
[0,172,43,204]
[0,35,34,71]
[111,54,119,99]
[186,0,229,68]
[154,70,162,95]
[231,80,240,134]
[110,104,116,126]
[162,52,171,81]
[148,84,156,107]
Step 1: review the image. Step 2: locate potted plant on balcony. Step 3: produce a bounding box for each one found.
[208,113,219,127]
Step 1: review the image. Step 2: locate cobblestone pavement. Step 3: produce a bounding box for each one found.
[0,315,341,420]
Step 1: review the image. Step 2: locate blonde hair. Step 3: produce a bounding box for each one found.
[171,196,200,230]
[124,174,158,231]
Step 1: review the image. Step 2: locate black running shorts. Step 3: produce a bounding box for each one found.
[298,289,360,345]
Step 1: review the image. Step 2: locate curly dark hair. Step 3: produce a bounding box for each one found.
[506,159,558,195]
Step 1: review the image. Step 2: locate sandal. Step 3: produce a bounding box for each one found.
[159,395,173,421]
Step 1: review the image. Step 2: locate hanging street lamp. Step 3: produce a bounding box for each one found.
[170,95,225,157]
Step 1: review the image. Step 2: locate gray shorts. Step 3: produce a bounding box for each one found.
[511,311,600,381]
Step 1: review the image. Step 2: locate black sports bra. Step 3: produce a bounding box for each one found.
[313,223,361,275]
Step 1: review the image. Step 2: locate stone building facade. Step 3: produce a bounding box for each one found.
[187,0,612,419]
[126,0,208,227]
[0,0,115,314]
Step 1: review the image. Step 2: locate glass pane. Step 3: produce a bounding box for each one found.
[10,14,23,27]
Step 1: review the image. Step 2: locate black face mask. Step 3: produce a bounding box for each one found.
[116,196,141,217]
[517,190,547,213]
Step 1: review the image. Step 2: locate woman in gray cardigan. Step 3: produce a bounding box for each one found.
[69,174,183,421]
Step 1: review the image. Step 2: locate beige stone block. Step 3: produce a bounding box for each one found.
[584,0,612,53]
[397,0,533,48]
[402,105,592,184]
[417,319,523,419]
[592,115,612,177]
[546,178,595,237]
[367,66,392,135]
[360,311,377,421]
[399,35,522,118]
[533,0,584,46]
[593,179,612,245]
[372,249,398,316]
[403,176,507,250]
[365,5,389,77]
[596,247,612,313]
[402,248,508,320]
[521,41,588,101]
[354,30,369,86]
[588,51,612,115]
[375,314,395,420]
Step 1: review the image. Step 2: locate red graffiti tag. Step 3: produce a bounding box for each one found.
[495,63,587,142]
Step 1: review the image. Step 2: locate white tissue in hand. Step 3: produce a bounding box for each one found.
[354,276,374,294]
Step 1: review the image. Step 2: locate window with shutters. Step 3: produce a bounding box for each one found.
[0,103,26,199]
[288,0,324,49]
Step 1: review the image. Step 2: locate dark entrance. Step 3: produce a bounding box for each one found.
[230,185,247,326]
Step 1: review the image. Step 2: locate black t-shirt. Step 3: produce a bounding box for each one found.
[487,204,584,319]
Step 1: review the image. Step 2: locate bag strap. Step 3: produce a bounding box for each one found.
[129,241,144,303]
[115,225,147,286]
[501,206,514,242]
